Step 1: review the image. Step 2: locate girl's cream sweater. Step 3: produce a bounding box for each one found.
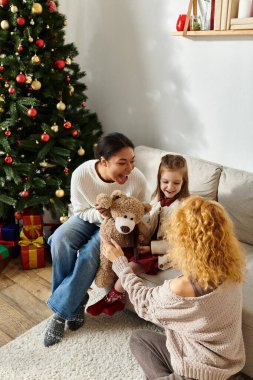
[112,256,245,380]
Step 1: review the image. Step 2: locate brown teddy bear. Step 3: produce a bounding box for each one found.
[94,190,151,288]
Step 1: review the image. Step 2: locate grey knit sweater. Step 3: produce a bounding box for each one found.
[112,256,245,380]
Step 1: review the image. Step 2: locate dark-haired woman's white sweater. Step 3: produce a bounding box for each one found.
[112,256,245,380]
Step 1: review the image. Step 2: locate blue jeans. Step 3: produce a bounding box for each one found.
[47,215,100,320]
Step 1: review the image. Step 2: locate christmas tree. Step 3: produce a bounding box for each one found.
[0,0,102,222]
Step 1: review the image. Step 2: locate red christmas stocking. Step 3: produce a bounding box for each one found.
[86,288,126,317]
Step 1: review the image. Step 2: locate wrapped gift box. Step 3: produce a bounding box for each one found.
[0,244,10,272]
[20,245,45,270]
[0,241,20,259]
[22,208,43,227]
[0,223,20,241]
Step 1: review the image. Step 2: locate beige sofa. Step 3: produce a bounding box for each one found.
[131,145,253,378]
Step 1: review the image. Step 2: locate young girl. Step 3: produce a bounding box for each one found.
[103,196,246,380]
[44,132,147,347]
[86,153,189,317]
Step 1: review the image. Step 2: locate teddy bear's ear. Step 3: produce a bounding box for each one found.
[143,202,152,214]
[111,190,127,200]
[96,193,112,209]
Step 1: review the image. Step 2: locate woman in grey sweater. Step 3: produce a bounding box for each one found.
[102,195,246,380]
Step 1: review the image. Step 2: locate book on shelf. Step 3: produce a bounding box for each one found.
[226,0,240,29]
[220,0,230,30]
[230,23,253,29]
[231,16,253,25]
[214,0,222,30]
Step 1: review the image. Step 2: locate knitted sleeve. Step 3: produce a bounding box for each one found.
[112,256,166,325]
[70,164,103,224]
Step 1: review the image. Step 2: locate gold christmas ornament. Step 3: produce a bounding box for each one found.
[50,198,54,204]
[77,147,85,156]
[31,2,43,14]
[65,57,72,65]
[51,123,59,132]
[29,36,34,43]
[56,100,66,111]
[31,79,41,90]
[60,215,69,224]
[0,95,5,102]
[11,5,18,13]
[69,85,74,96]
[1,20,10,30]
[55,188,65,198]
[31,54,41,65]
[0,107,5,113]
[26,75,33,84]
[40,160,56,168]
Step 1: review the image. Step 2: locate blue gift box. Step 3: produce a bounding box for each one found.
[0,223,19,241]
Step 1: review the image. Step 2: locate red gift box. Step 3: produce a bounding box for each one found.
[20,245,45,270]
[22,208,43,227]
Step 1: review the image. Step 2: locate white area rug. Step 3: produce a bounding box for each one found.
[0,290,160,380]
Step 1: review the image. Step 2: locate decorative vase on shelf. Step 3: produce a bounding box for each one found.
[238,0,253,18]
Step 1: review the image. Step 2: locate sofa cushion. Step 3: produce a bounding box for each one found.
[135,146,222,201]
[218,167,253,245]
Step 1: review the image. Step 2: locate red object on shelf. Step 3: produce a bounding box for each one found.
[176,14,190,31]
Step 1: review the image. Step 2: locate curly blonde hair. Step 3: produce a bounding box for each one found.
[166,195,245,290]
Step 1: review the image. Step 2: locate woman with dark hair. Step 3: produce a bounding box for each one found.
[44,132,147,347]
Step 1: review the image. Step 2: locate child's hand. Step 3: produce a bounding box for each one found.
[138,233,145,244]
[96,205,110,218]
[102,238,124,262]
[137,245,151,255]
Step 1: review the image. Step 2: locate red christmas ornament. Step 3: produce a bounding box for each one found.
[66,76,71,82]
[14,210,23,220]
[54,59,65,70]
[21,190,29,198]
[0,65,4,71]
[27,107,37,118]
[72,129,79,137]
[21,176,29,182]
[48,1,57,12]
[17,45,24,53]
[8,86,15,94]
[0,0,9,7]
[0,75,4,80]
[16,73,26,83]
[82,101,87,108]
[5,129,11,137]
[41,132,50,142]
[36,39,45,48]
[4,155,13,164]
[63,121,72,129]
[63,167,69,174]
[17,16,26,26]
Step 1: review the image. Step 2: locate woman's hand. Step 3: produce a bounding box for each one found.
[102,238,124,262]
[96,205,111,218]
[137,245,151,255]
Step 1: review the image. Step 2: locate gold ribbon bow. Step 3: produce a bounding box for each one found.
[19,229,44,247]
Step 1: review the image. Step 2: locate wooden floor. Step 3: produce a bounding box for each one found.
[0,258,53,347]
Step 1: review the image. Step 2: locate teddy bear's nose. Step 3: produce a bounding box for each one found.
[120,226,130,233]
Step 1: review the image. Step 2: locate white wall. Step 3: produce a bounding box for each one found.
[60,0,253,172]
